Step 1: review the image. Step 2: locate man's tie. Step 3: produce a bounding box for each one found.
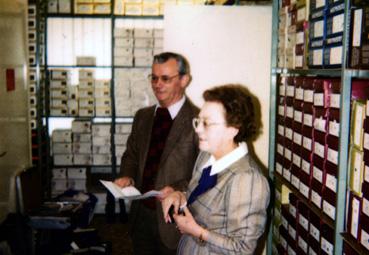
[142,107,173,209]
[187,166,217,205]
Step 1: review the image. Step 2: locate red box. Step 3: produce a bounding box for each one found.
[321,223,334,255]
[277,116,285,137]
[299,170,311,199]
[347,191,362,240]
[328,108,340,137]
[302,125,314,152]
[295,77,305,101]
[298,202,310,233]
[302,77,315,104]
[286,76,296,99]
[360,213,369,251]
[303,102,315,127]
[313,78,329,108]
[314,107,329,132]
[293,100,304,124]
[325,160,338,195]
[313,154,325,184]
[309,210,321,253]
[322,186,336,220]
[275,154,284,176]
[313,129,327,160]
[361,182,369,217]
[293,122,303,146]
[352,79,369,101]
[311,179,323,209]
[301,148,313,176]
[327,134,339,166]
[325,78,341,109]
[343,241,360,255]
[279,225,289,251]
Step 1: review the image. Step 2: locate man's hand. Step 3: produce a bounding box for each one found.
[114,177,134,188]
[157,186,175,201]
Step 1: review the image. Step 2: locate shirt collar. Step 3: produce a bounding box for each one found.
[202,142,248,176]
[156,96,185,119]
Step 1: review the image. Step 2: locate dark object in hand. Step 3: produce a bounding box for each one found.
[168,205,185,224]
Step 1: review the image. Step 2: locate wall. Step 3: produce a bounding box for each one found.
[0,0,30,222]
[164,5,272,168]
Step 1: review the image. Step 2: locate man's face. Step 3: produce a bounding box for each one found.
[150,58,188,108]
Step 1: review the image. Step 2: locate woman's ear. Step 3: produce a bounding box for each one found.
[228,126,239,140]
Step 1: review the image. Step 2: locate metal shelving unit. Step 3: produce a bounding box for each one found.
[32,0,164,197]
[267,0,369,254]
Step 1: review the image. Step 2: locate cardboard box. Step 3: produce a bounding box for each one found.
[52,129,72,142]
[72,120,92,133]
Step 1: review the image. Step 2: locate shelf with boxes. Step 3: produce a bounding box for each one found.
[50,119,132,194]
[267,0,369,254]
[342,80,369,253]
[46,0,210,17]
[271,74,343,255]
[272,178,336,255]
[38,1,166,213]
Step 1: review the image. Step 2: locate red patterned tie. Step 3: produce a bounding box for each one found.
[142,107,173,209]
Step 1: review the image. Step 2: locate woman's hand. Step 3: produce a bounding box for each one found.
[174,207,206,239]
[162,191,186,223]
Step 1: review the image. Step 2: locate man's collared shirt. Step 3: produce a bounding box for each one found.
[155,96,185,120]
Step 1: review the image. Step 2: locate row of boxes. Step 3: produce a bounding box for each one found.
[350,3,369,69]
[51,167,87,195]
[277,0,345,69]
[347,190,369,252]
[115,68,156,116]
[114,0,207,16]
[48,0,210,16]
[274,192,335,255]
[52,121,131,166]
[346,84,369,252]
[114,27,163,67]
[278,1,309,69]
[276,76,342,221]
[114,28,163,38]
[49,69,112,117]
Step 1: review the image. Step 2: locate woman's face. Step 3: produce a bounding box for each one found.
[194,101,238,159]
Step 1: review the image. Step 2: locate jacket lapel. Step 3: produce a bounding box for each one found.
[159,99,191,165]
[139,106,156,174]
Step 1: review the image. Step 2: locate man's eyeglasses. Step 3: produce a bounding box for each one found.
[148,74,181,84]
[192,117,225,130]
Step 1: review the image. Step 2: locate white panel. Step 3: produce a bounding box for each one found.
[47,18,112,66]
[164,6,272,167]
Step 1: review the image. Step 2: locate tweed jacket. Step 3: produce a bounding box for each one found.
[119,97,199,249]
[178,151,270,255]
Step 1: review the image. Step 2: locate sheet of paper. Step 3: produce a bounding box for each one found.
[99,180,161,200]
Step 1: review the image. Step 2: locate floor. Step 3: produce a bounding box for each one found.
[90,215,133,255]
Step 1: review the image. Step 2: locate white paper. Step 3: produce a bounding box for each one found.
[100,180,162,200]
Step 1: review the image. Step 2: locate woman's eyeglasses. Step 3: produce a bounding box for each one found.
[192,118,225,130]
[148,74,181,84]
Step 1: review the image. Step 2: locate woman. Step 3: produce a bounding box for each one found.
[162,84,270,254]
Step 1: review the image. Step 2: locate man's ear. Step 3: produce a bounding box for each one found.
[180,74,192,88]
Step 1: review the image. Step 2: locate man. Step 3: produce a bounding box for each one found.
[114,52,199,255]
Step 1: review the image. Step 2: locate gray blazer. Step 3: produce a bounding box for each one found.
[119,97,199,249]
[178,151,270,255]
